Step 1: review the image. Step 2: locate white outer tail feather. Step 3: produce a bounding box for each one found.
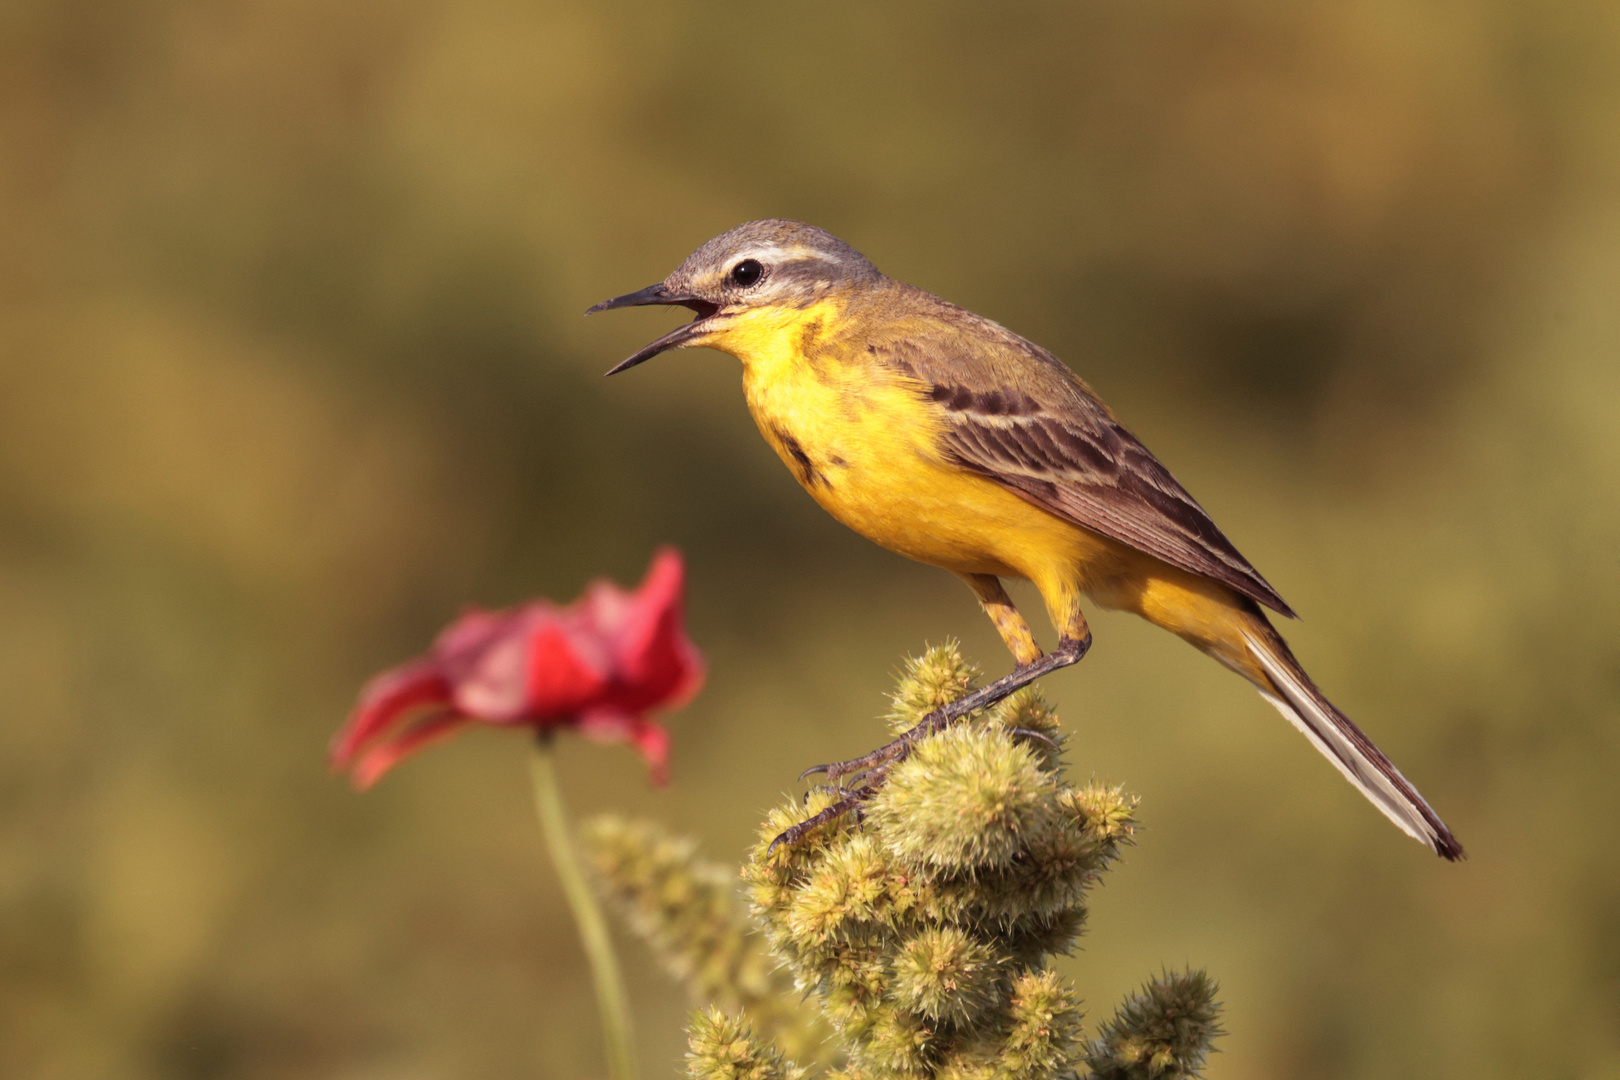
[1242,629,1457,858]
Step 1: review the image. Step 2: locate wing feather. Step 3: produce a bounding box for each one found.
[867,289,1296,618]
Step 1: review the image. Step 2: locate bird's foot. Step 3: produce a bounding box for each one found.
[769,634,1090,853]
[771,779,882,852]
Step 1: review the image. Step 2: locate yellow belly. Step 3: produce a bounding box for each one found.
[707,302,1122,628]
[789,425,1099,584]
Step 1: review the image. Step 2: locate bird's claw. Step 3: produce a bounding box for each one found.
[768,787,874,854]
[771,639,1090,854]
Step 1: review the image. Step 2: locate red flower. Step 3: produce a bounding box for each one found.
[331,548,704,789]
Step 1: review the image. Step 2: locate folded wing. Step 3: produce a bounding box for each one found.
[870,298,1295,618]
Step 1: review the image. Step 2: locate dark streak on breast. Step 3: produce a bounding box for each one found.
[773,425,829,489]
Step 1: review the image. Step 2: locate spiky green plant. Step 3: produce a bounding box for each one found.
[582,816,833,1064]
[1083,971,1223,1080]
[585,642,1223,1080]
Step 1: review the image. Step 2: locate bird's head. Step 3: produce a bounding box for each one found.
[586,219,881,374]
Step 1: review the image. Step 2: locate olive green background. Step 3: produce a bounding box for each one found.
[2,1,1617,1077]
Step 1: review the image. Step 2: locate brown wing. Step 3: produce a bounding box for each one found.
[867,287,1296,618]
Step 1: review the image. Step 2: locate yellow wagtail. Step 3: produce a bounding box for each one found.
[588,219,1463,860]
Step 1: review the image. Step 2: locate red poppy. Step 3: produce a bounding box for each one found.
[331,548,704,789]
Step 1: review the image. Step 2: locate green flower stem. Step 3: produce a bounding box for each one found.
[530,736,638,1080]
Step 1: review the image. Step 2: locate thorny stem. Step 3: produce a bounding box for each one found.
[531,736,638,1080]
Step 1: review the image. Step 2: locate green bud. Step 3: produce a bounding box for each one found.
[985,688,1067,771]
[786,834,896,946]
[857,1004,939,1077]
[869,725,1059,872]
[582,817,760,1004]
[1003,907,1088,967]
[886,642,982,734]
[824,1064,886,1080]
[583,816,834,1064]
[1067,785,1138,858]
[686,1007,805,1080]
[891,925,1004,1025]
[1084,970,1223,1080]
[1001,968,1086,1080]
[960,784,1139,925]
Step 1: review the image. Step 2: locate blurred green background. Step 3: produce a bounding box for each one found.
[3,0,1618,1077]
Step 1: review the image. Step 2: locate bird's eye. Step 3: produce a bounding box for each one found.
[730,259,764,287]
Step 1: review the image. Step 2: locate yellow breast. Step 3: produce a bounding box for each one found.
[699,302,1118,604]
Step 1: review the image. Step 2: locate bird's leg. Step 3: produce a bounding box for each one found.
[772,632,1092,852]
[886,630,1091,750]
[800,633,1093,783]
[774,584,1092,853]
[801,577,1076,785]
[959,572,1045,666]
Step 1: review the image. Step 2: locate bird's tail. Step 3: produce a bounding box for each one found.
[1237,621,1465,860]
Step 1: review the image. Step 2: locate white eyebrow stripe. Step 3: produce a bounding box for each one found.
[729,243,838,266]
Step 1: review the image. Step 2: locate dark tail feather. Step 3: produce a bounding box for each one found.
[1241,625,1465,861]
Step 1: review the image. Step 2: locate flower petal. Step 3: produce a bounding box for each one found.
[604,548,706,714]
[447,614,535,719]
[349,710,473,790]
[523,621,611,720]
[435,606,533,720]
[329,659,453,770]
[432,605,510,658]
[576,708,671,786]
[628,719,671,787]
[333,549,703,791]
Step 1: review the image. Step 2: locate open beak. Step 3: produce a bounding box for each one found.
[585,283,721,375]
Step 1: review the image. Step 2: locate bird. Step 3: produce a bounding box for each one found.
[586,219,1464,860]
